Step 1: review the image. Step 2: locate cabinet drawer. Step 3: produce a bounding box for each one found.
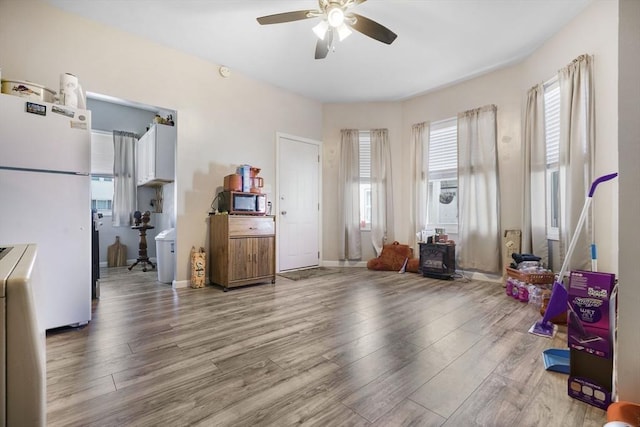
[229,216,274,236]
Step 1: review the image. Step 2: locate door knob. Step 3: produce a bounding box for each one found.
[281,211,287,215]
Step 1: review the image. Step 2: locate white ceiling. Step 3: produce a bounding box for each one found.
[46,0,592,103]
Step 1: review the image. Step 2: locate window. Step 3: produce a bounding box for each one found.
[426,118,458,233]
[359,130,371,230]
[91,131,114,216]
[543,80,560,240]
[91,176,113,213]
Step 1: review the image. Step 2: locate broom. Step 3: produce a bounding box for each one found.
[529,173,617,338]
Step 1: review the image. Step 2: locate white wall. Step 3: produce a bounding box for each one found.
[617,0,640,405]
[0,0,323,284]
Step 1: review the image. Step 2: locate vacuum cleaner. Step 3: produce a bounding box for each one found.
[529,172,618,338]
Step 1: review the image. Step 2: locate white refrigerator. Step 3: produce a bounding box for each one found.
[0,93,92,330]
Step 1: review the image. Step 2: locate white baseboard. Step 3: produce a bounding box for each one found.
[172,279,189,289]
[319,262,502,283]
[460,270,503,283]
[321,260,368,268]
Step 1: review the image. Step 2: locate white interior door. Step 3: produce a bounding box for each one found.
[277,134,321,272]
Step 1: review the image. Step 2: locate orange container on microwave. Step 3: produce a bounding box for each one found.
[223,174,242,191]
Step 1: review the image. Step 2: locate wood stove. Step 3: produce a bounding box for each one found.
[419,242,456,279]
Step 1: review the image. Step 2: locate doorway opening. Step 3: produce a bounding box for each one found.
[87,92,177,288]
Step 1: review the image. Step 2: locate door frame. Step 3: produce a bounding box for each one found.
[275,132,323,273]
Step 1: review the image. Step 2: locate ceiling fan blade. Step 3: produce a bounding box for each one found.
[257,10,314,25]
[350,13,397,45]
[315,29,333,59]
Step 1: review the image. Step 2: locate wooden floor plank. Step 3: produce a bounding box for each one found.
[441,372,531,426]
[372,399,446,427]
[189,359,341,426]
[272,398,370,427]
[308,339,425,402]
[515,367,590,427]
[47,374,116,414]
[341,328,485,423]
[44,266,606,426]
[409,330,531,418]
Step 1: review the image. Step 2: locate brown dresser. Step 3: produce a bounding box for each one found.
[208,214,276,290]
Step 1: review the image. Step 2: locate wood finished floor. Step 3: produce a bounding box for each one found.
[46,267,606,426]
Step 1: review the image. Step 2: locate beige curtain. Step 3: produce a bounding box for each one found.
[338,129,362,260]
[521,84,549,264]
[112,130,137,227]
[558,54,594,271]
[457,105,501,273]
[409,122,429,249]
[370,129,394,256]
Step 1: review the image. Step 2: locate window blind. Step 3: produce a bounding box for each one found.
[428,117,457,180]
[91,131,115,175]
[544,80,560,165]
[359,130,371,179]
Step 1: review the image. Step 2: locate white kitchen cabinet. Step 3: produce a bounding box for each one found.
[136,123,176,186]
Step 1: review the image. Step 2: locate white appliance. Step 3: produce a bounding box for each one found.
[0,244,46,426]
[0,93,92,330]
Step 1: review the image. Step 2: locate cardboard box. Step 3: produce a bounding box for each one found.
[567,270,616,410]
[502,229,521,274]
[568,270,615,357]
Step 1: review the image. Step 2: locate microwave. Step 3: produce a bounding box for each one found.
[218,191,267,215]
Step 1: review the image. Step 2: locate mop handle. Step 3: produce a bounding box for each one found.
[589,172,618,197]
[557,173,618,286]
[556,198,591,285]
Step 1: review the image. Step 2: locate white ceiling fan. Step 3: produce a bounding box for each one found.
[257,0,398,59]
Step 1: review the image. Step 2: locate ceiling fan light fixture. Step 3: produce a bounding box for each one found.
[327,6,345,27]
[312,20,329,40]
[256,0,398,59]
[336,23,352,41]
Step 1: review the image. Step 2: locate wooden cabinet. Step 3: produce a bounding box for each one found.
[209,215,276,290]
[136,123,176,186]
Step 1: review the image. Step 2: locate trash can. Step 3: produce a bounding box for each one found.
[155,228,175,284]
